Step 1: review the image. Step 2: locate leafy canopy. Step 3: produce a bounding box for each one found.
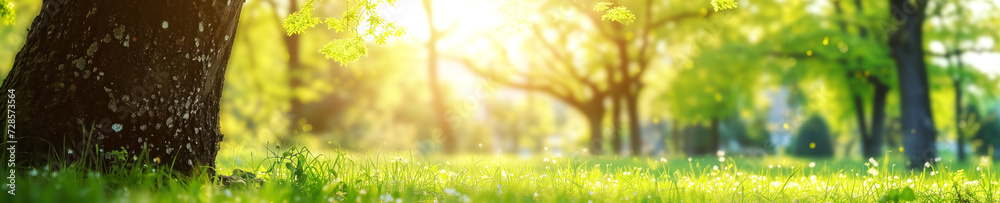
[710,0,738,11]
[594,2,635,25]
[0,0,13,25]
[283,0,406,65]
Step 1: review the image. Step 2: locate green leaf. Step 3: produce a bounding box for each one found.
[319,36,368,66]
[899,187,916,201]
[282,0,321,36]
[284,0,405,64]
[711,0,738,11]
[593,2,613,12]
[599,5,636,25]
[325,18,348,32]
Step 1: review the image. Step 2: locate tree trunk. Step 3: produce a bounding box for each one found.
[586,109,604,155]
[672,120,681,155]
[954,77,966,162]
[423,0,456,154]
[626,92,642,155]
[953,50,968,162]
[285,0,304,136]
[852,93,872,157]
[889,0,937,168]
[2,0,244,175]
[867,78,889,158]
[610,94,622,154]
[710,118,720,153]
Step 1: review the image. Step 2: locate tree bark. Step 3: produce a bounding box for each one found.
[625,92,642,155]
[852,93,870,156]
[2,0,244,175]
[955,77,965,162]
[671,120,681,154]
[586,109,604,155]
[710,118,720,154]
[610,93,622,154]
[951,49,967,162]
[866,78,889,158]
[889,0,937,168]
[285,0,304,136]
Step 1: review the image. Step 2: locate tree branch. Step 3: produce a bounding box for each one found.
[452,56,587,110]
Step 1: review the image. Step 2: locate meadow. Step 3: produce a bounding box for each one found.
[4,145,997,202]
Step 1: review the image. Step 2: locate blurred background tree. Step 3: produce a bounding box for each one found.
[0,0,998,165]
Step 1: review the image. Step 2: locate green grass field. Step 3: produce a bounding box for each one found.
[3,145,998,202]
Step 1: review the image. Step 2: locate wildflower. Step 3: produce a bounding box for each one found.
[688,157,693,162]
[718,157,725,162]
[379,193,394,202]
[924,162,931,168]
[717,150,726,157]
[868,158,879,167]
[867,168,879,176]
[478,143,483,148]
[809,162,816,168]
[660,157,667,162]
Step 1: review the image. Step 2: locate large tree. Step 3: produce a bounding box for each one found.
[765,0,896,159]
[461,0,724,155]
[423,0,458,154]
[888,0,937,168]
[578,0,722,155]
[925,0,1000,162]
[831,0,893,159]
[2,0,244,175]
[459,35,612,154]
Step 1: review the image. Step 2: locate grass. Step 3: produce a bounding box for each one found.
[2,144,998,202]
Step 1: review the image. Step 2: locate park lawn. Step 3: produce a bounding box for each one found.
[3,145,998,202]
